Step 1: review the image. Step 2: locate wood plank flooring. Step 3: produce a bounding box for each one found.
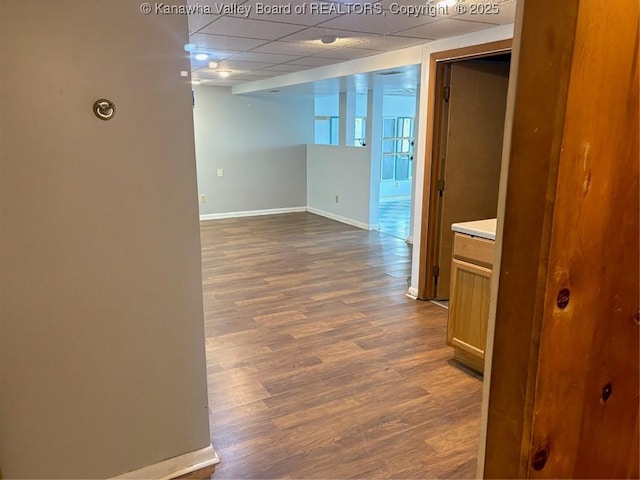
[200,213,483,479]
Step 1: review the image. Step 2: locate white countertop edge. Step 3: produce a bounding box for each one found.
[451,218,497,241]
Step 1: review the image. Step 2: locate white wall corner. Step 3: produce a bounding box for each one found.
[407,286,419,299]
[110,445,219,480]
[307,207,372,231]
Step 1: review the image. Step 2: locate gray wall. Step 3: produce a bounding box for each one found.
[0,1,210,477]
[307,144,373,228]
[193,86,314,215]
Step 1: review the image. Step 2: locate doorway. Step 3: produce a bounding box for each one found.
[377,94,417,241]
[419,47,512,301]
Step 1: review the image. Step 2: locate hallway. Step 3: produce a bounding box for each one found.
[200,213,482,479]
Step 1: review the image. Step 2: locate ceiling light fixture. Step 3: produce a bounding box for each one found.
[194,53,208,61]
[320,35,338,44]
[208,61,219,69]
[217,70,231,78]
[184,43,196,52]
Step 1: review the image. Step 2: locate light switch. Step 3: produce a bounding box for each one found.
[217,168,223,177]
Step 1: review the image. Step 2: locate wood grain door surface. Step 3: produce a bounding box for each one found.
[436,61,509,299]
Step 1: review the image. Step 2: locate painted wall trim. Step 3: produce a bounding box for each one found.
[307,207,376,231]
[200,206,306,221]
[110,445,219,480]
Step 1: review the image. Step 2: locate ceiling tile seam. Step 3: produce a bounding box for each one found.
[220,13,347,29]
[199,13,330,32]
[444,17,504,27]
[189,0,250,34]
[190,16,222,35]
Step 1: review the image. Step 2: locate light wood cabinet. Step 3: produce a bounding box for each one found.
[447,233,495,373]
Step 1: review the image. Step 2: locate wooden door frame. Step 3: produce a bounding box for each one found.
[417,39,512,300]
[481,0,639,476]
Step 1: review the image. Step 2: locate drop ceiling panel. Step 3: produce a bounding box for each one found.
[262,63,313,72]
[251,40,340,56]
[234,72,280,79]
[353,35,431,51]
[186,4,516,90]
[186,0,233,32]
[189,33,267,51]
[200,16,307,39]
[312,46,383,59]
[228,51,303,63]
[318,9,434,35]
[199,79,243,86]
[232,74,278,81]
[218,60,274,70]
[195,52,242,66]
[194,70,234,79]
[279,27,378,46]
[230,0,343,25]
[187,13,220,34]
[397,18,496,40]
[286,56,348,67]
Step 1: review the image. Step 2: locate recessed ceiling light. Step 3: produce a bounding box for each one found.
[208,61,219,69]
[217,70,231,78]
[320,35,338,44]
[194,53,208,61]
[184,43,196,52]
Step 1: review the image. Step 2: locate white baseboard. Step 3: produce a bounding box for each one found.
[306,207,373,231]
[407,286,419,299]
[200,206,306,221]
[111,444,219,480]
[200,206,377,232]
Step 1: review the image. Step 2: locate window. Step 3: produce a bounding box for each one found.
[315,116,339,145]
[354,117,367,146]
[381,116,414,181]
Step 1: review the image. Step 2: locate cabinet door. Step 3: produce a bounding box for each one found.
[447,258,492,369]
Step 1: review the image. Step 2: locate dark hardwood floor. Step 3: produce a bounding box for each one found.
[200,213,483,479]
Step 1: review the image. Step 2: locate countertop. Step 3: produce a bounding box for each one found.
[451,218,497,241]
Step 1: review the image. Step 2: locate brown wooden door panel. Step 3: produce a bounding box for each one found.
[436,62,509,299]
